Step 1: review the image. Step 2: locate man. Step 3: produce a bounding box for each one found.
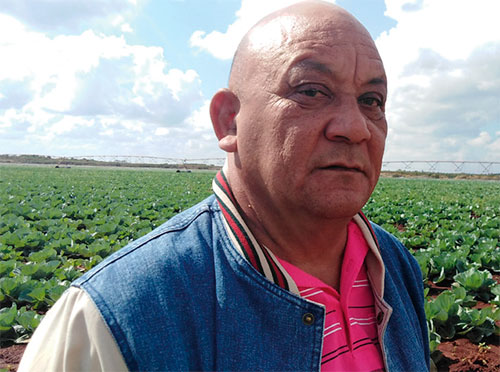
[19,1,429,371]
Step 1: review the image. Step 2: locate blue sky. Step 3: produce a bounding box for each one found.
[128,0,397,101]
[0,0,499,172]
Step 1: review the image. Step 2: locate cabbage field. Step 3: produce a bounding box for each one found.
[0,165,499,367]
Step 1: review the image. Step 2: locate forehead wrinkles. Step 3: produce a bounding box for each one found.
[276,20,380,69]
[234,13,384,95]
[289,25,380,58]
[280,37,384,87]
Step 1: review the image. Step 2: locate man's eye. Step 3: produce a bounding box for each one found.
[299,88,324,97]
[359,96,383,107]
[288,84,332,106]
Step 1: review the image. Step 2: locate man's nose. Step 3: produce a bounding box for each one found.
[324,98,371,143]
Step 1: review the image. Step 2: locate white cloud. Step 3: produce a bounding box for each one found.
[382,0,499,62]
[155,127,170,136]
[0,0,142,34]
[185,100,212,132]
[486,135,500,159]
[121,23,133,33]
[0,12,206,158]
[113,15,134,33]
[190,0,336,60]
[378,0,500,162]
[467,131,492,146]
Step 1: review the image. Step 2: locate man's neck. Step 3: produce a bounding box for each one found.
[228,173,352,290]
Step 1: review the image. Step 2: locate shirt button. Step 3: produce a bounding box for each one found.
[377,312,384,325]
[302,313,315,325]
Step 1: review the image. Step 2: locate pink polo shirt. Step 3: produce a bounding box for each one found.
[278,221,385,371]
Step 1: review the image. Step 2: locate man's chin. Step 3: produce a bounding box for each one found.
[301,198,367,221]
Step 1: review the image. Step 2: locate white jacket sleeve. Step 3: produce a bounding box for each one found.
[18,286,129,372]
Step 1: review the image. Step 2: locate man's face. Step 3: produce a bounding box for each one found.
[233,15,388,220]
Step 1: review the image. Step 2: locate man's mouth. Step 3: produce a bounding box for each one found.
[320,164,363,173]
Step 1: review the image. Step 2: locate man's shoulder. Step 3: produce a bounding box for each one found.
[68,195,228,371]
[73,194,222,287]
[369,222,405,250]
[153,193,220,234]
[369,221,418,264]
[368,221,422,280]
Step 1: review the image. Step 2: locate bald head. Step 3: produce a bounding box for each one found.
[229,1,377,93]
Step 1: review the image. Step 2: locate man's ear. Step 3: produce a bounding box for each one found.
[210,89,239,153]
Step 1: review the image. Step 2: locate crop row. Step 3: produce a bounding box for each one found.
[0,166,499,361]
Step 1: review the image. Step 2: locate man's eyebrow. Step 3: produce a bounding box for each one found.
[290,60,386,86]
[289,59,333,75]
[367,77,386,86]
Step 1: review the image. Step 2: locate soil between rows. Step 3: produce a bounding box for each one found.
[436,337,500,372]
[0,344,26,372]
[2,338,500,371]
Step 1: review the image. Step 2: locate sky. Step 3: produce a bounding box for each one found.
[0,0,499,170]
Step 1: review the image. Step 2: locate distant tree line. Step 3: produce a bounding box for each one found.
[0,154,220,171]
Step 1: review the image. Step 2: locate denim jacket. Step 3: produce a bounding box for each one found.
[74,195,429,371]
